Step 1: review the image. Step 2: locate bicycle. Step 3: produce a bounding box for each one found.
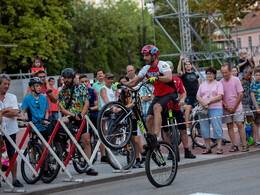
[161,101,181,162]
[189,105,230,149]
[97,81,178,187]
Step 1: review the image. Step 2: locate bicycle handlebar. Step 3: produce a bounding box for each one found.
[117,80,150,93]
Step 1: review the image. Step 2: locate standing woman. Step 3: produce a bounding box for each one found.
[196,67,224,154]
[231,67,239,77]
[57,76,64,92]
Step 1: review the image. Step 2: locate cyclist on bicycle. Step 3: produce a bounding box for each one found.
[58,68,98,176]
[122,45,178,140]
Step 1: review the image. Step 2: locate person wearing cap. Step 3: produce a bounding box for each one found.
[58,68,98,176]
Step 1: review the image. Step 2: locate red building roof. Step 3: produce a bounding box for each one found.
[232,10,260,32]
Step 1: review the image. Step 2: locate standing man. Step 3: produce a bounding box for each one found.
[0,74,24,187]
[126,65,146,167]
[220,65,248,152]
[123,45,178,140]
[58,68,98,175]
[177,56,200,134]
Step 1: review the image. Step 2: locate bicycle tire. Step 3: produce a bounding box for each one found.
[190,121,217,149]
[41,142,62,183]
[21,142,45,184]
[145,141,178,188]
[170,126,180,162]
[105,138,136,170]
[72,141,87,174]
[97,101,133,150]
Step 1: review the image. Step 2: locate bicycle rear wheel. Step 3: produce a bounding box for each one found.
[41,142,62,183]
[190,121,217,149]
[170,126,180,162]
[97,101,133,150]
[106,138,135,170]
[145,141,178,188]
[21,143,45,184]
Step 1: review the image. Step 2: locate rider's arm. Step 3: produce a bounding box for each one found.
[177,56,184,77]
[44,109,49,120]
[124,76,143,88]
[158,71,173,83]
[20,109,26,121]
[59,107,75,117]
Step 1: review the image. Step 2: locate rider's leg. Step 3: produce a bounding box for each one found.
[82,132,91,159]
[153,103,163,137]
[146,115,155,134]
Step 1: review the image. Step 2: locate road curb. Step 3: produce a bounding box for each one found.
[25,149,260,195]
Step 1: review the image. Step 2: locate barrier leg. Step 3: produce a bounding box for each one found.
[0,126,38,178]
[29,122,82,183]
[85,116,130,173]
[0,169,25,193]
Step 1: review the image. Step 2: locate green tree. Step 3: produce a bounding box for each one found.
[0,0,72,73]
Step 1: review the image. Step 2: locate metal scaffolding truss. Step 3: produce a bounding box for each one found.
[150,0,239,65]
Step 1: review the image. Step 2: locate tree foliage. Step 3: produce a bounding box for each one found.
[0,0,72,73]
[189,0,258,24]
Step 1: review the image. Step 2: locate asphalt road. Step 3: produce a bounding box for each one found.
[50,154,260,195]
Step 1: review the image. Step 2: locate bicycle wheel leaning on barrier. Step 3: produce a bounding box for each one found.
[21,142,45,184]
[97,101,133,150]
[41,142,63,183]
[145,141,178,187]
[105,137,136,170]
[190,121,217,149]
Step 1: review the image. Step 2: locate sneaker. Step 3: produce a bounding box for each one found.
[185,151,196,159]
[86,166,98,176]
[132,162,140,168]
[101,156,108,163]
[12,179,24,187]
[255,141,260,146]
[186,127,191,135]
[139,161,145,168]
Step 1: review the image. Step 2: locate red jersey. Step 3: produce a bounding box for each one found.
[138,61,175,96]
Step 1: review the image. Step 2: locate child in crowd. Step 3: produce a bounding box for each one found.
[31,55,44,77]
[48,77,59,120]
[57,76,64,92]
[250,67,260,146]
[118,76,145,168]
[240,67,254,138]
[238,49,250,78]
[231,67,239,77]
[21,77,50,177]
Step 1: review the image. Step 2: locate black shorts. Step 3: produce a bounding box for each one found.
[3,133,17,157]
[147,93,178,116]
[89,117,97,136]
[162,110,186,132]
[68,116,88,134]
[132,119,138,136]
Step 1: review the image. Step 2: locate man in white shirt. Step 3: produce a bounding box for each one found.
[0,74,23,187]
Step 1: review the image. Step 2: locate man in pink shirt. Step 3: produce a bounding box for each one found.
[220,65,248,152]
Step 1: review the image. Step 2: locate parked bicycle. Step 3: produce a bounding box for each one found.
[97,81,178,187]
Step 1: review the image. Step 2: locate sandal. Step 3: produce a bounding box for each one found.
[229,145,239,152]
[242,145,249,152]
[216,148,223,154]
[202,148,212,154]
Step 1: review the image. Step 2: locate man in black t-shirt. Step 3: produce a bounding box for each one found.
[177,55,200,134]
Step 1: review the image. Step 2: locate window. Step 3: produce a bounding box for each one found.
[248,36,252,47]
[237,38,241,48]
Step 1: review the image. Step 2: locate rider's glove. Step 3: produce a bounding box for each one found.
[147,77,159,84]
[114,82,122,89]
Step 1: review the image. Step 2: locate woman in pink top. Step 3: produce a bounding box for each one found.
[197,67,224,154]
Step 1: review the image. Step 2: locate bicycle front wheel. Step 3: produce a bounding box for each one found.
[72,140,87,174]
[21,143,45,184]
[97,101,133,150]
[106,138,136,170]
[41,142,62,183]
[190,121,217,149]
[145,141,178,188]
